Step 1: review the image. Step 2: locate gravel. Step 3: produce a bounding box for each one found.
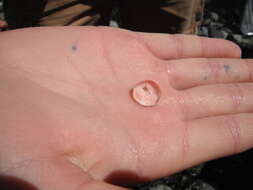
[199,0,253,58]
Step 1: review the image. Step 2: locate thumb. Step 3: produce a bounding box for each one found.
[0,157,131,190]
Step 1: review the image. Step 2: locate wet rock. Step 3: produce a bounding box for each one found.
[232,34,253,48]
[109,20,119,28]
[209,22,224,28]
[209,27,229,39]
[232,34,243,42]
[203,18,211,25]
[150,184,172,190]
[210,12,219,21]
[201,183,216,190]
[188,180,216,190]
[199,26,209,36]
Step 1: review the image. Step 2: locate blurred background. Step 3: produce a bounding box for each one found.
[0,0,3,20]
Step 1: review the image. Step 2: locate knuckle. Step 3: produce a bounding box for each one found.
[176,91,192,121]
[166,62,179,89]
[223,115,241,154]
[227,83,244,111]
[171,35,183,59]
[205,58,220,82]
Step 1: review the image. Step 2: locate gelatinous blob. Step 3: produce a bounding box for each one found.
[131,80,161,107]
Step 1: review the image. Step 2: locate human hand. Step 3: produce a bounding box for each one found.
[0,26,251,190]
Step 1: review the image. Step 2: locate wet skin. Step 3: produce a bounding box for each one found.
[0,26,252,190]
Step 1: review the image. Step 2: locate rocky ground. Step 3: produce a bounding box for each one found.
[199,0,253,58]
[0,0,253,190]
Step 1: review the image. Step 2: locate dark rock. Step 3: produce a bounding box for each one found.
[232,34,243,42]
[232,34,253,48]
[209,27,228,39]
[150,184,173,190]
[220,30,229,39]
[203,18,211,26]
[210,12,219,21]
[187,164,205,177]
[201,183,216,190]
[188,180,216,190]
[222,27,233,34]
[199,26,209,37]
[209,22,224,28]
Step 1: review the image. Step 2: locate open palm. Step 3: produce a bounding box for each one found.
[0,26,252,190]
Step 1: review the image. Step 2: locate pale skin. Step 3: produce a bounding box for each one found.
[0,26,252,190]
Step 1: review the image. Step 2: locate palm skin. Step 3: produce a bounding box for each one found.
[0,26,252,190]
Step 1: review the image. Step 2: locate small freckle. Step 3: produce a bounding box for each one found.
[203,76,208,80]
[71,45,77,51]
[224,65,230,71]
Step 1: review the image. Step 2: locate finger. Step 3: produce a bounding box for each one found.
[130,113,253,181]
[167,58,253,90]
[184,113,253,169]
[137,33,241,59]
[180,83,253,120]
[1,157,131,190]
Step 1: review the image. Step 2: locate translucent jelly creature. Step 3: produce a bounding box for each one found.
[131,80,161,107]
